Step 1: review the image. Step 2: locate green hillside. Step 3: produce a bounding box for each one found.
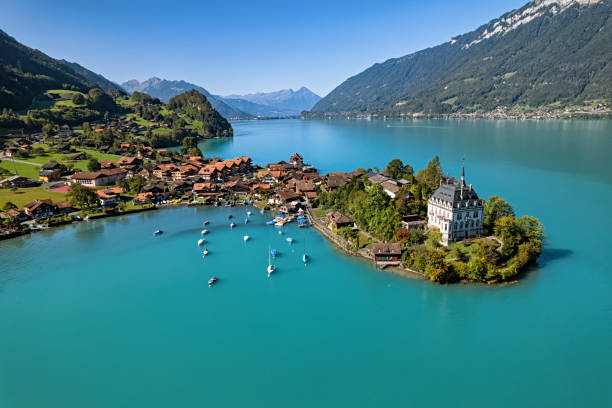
[309,0,612,117]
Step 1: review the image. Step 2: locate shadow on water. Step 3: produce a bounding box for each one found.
[537,248,574,268]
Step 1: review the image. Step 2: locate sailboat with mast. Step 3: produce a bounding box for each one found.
[267,245,275,277]
[302,234,309,264]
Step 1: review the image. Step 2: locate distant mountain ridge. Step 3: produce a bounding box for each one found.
[309,0,612,116]
[121,78,252,119]
[222,87,321,116]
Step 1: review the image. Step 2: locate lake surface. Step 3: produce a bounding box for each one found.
[1,119,612,407]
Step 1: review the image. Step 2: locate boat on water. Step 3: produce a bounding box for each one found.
[270,248,278,257]
[198,238,205,246]
[244,235,249,242]
[203,220,210,225]
[244,218,249,224]
[266,220,276,225]
[201,229,208,235]
[302,253,309,264]
[208,277,218,287]
[286,237,293,244]
[267,247,275,277]
[278,230,283,235]
[230,222,236,228]
[274,222,284,227]
[260,209,264,214]
[153,230,163,235]
[247,211,252,216]
[228,215,233,220]
[203,248,209,256]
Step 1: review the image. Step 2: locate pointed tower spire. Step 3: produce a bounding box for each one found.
[461,158,466,186]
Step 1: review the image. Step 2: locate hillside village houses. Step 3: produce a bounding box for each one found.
[427,165,484,246]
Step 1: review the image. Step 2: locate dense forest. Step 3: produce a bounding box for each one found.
[309,0,612,116]
[168,90,233,138]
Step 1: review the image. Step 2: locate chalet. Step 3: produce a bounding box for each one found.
[290,153,303,166]
[0,175,37,188]
[171,180,193,194]
[326,172,352,190]
[96,188,122,206]
[3,147,18,157]
[69,152,86,161]
[172,164,199,181]
[56,201,75,214]
[42,162,64,171]
[295,180,316,196]
[118,156,142,168]
[134,192,154,204]
[381,180,400,198]
[223,180,250,195]
[99,145,110,153]
[55,143,71,153]
[257,171,278,185]
[153,164,179,180]
[23,200,57,218]
[371,243,402,268]
[100,160,116,169]
[142,182,166,195]
[329,211,354,230]
[71,168,127,187]
[193,182,218,197]
[277,189,300,203]
[2,208,28,222]
[38,169,62,182]
[198,165,219,181]
[368,173,391,185]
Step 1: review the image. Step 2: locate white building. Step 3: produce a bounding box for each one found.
[427,166,484,246]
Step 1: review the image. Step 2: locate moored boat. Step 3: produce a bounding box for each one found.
[153,230,163,235]
[270,248,277,257]
[201,229,208,235]
[286,237,293,244]
[244,235,249,242]
[208,277,218,287]
[203,248,209,256]
[198,238,205,246]
[203,220,210,225]
[230,222,236,228]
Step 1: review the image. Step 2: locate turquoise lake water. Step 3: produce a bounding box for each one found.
[1,119,612,407]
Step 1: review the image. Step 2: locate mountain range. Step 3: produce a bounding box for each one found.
[121,77,251,119]
[122,78,321,118]
[309,0,612,117]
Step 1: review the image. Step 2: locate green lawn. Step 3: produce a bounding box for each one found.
[0,185,67,208]
[313,208,326,218]
[0,161,41,180]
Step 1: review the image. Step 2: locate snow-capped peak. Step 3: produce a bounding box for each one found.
[460,0,602,49]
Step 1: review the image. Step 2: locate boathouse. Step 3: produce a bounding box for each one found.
[371,243,402,268]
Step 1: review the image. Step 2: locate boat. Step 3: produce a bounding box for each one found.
[270,248,277,257]
[203,248,209,256]
[198,238,205,246]
[302,236,308,264]
[230,222,236,228]
[228,215,233,219]
[201,229,208,235]
[286,237,293,244]
[203,220,210,225]
[244,235,249,242]
[267,247,275,277]
[266,220,276,225]
[244,218,249,224]
[278,230,283,235]
[274,222,284,227]
[153,230,163,235]
[260,209,264,214]
[208,277,218,287]
[247,211,252,216]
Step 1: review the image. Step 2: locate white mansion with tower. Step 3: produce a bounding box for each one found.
[427,165,484,246]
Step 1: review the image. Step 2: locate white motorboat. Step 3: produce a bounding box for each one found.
[244,235,249,242]
[267,246,275,277]
[203,248,209,256]
[230,222,236,228]
[208,277,218,287]
[203,220,210,225]
[153,230,163,235]
[198,238,205,246]
[247,211,252,216]
[286,237,293,244]
[201,229,208,236]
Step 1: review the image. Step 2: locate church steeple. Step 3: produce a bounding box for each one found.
[461,158,466,186]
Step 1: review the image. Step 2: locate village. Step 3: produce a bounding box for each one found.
[0,127,543,284]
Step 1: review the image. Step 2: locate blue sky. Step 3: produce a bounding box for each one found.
[1,0,527,96]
